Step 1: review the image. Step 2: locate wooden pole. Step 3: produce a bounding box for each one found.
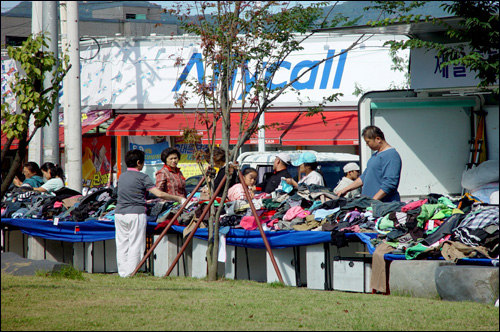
[236,166,284,283]
[164,175,227,277]
[130,177,205,277]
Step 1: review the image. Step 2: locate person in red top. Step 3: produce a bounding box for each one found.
[155,147,187,199]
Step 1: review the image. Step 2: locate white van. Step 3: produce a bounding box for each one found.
[237,150,359,190]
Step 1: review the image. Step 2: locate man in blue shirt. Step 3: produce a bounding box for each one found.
[335,126,402,202]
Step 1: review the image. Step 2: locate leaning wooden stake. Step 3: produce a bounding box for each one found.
[164,175,227,277]
[236,165,284,283]
[130,177,206,277]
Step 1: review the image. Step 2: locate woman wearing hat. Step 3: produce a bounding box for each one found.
[333,162,361,198]
[285,151,325,188]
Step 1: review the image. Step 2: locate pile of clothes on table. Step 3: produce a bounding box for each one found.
[2,181,498,264]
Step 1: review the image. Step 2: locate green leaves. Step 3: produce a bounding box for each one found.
[366,1,499,93]
[1,32,70,145]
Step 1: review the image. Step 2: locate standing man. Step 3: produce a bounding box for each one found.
[115,149,186,277]
[255,152,293,193]
[335,126,402,202]
[333,162,361,199]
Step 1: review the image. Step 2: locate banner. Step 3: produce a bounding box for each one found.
[174,137,207,178]
[128,136,170,180]
[82,135,112,188]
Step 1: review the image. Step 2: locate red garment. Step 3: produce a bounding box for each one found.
[155,165,187,198]
[401,199,428,212]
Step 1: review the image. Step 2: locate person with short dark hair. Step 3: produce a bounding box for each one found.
[155,147,187,199]
[210,147,238,197]
[335,125,402,202]
[33,162,65,193]
[13,161,44,189]
[255,152,293,193]
[114,149,186,277]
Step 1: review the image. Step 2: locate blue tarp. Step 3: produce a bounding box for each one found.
[2,218,495,265]
[1,218,378,250]
[171,225,378,251]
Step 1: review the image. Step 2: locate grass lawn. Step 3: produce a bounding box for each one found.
[1,271,498,331]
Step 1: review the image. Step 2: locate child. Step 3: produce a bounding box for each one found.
[227,167,258,201]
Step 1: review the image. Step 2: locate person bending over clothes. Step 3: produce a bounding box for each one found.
[114,149,186,278]
[13,161,44,189]
[255,152,293,193]
[155,147,187,199]
[228,167,258,201]
[335,125,402,202]
[286,151,325,188]
[33,162,65,194]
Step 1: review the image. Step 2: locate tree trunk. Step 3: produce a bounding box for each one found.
[1,137,28,199]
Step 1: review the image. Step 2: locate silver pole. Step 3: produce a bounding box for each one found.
[61,1,82,192]
[42,1,60,165]
[28,1,44,165]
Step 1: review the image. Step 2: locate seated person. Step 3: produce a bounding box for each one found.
[33,162,65,194]
[255,152,293,193]
[333,162,361,198]
[286,152,325,188]
[227,167,258,201]
[13,161,44,189]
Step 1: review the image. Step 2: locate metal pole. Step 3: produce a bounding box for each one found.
[130,177,206,277]
[28,1,44,165]
[164,175,227,277]
[236,166,283,283]
[62,1,82,192]
[42,1,60,165]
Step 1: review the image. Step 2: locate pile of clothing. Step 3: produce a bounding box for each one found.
[2,182,498,264]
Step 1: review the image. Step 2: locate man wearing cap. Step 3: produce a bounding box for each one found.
[286,151,325,188]
[255,152,293,193]
[333,162,361,199]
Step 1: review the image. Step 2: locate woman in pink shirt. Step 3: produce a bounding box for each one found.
[155,147,187,199]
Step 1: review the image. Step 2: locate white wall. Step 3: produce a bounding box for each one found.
[76,34,408,110]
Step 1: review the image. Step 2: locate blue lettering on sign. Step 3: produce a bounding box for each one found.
[172,50,348,93]
[434,55,468,79]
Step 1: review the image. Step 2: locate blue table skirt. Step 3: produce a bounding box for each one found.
[2,218,495,266]
[1,218,378,251]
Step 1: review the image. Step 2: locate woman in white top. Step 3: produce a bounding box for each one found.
[286,152,325,188]
[33,162,65,194]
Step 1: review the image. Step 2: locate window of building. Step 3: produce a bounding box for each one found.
[5,36,28,47]
[125,13,136,19]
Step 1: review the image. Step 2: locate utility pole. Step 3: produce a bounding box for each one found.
[28,1,43,165]
[60,1,82,192]
[42,1,60,165]
[256,1,265,152]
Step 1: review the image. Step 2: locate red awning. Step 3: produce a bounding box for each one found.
[106,113,209,137]
[201,112,300,145]
[1,110,112,150]
[281,111,359,146]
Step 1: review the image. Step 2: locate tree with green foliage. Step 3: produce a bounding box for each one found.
[365,0,499,93]
[1,33,70,198]
[166,0,367,281]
